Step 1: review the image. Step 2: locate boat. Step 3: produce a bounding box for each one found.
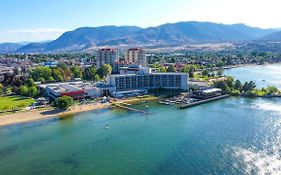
[105,124,109,129]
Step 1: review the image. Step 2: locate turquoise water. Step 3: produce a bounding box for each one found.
[1,64,281,174]
[1,99,281,174]
[224,63,281,89]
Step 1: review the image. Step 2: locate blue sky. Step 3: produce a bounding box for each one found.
[1,0,281,42]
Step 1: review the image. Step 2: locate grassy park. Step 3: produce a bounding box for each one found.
[0,96,35,112]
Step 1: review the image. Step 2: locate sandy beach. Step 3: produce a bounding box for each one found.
[0,96,159,127]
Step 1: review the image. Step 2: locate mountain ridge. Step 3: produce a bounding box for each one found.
[3,21,279,53]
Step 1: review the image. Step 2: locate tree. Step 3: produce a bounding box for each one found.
[57,63,73,80]
[247,81,256,91]
[234,80,243,90]
[202,69,209,76]
[242,81,256,92]
[29,86,38,97]
[189,70,195,78]
[159,67,167,73]
[265,86,279,95]
[213,81,231,94]
[170,57,176,63]
[182,65,191,73]
[52,68,64,82]
[94,74,100,82]
[57,62,69,70]
[38,77,45,83]
[5,87,12,95]
[0,83,3,94]
[167,65,176,72]
[97,64,112,78]
[19,85,29,96]
[56,96,74,109]
[47,76,55,82]
[26,78,35,87]
[83,66,97,81]
[30,66,52,81]
[226,77,234,88]
[216,70,224,77]
[242,82,249,92]
[71,66,83,78]
[152,63,167,72]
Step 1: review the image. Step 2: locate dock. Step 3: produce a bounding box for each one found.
[114,103,147,114]
[179,95,230,109]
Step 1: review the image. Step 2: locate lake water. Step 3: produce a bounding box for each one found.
[224,63,281,89]
[1,64,281,175]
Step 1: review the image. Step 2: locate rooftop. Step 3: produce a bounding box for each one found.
[202,88,222,94]
[44,81,96,93]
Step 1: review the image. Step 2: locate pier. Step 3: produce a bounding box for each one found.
[114,103,147,114]
[179,95,230,109]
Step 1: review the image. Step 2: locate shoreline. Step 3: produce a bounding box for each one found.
[0,96,159,127]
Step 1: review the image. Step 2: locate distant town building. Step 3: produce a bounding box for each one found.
[41,61,58,68]
[125,48,147,67]
[0,65,14,82]
[96,48,119,68]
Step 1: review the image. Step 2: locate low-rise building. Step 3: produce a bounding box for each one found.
[40,81,115,100]
[192,88,222,99]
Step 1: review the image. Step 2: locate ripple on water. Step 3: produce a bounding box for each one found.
[233,147,281,174]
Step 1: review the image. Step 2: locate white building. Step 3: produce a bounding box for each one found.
[119,65,158,75]
[125,48,147,67]
[40,81,115,99]
[107,71,189,98]
[96,48,119,68]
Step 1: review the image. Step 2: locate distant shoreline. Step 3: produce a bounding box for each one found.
[0,96,159,127]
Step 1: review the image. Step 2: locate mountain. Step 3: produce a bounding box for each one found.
[105,22,275,46]
[17,26,141,53]
[0,43,22,54]
[258,31,281,41]
[16,22,276,53]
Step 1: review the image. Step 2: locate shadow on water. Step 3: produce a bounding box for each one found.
[40,109,63,116]
[0,146,17,160]
[59,156,80,169]
[58,113,75,121]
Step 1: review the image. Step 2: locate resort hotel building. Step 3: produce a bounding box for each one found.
[125,48,147,67]
[96,48,119,68]
[40,47,189,100]
[107,66,189,98]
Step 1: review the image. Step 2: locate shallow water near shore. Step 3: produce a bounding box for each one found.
[1,64,281,174]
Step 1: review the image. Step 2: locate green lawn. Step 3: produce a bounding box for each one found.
[0,96,35,112]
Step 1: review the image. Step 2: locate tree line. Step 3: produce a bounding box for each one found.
[213,77,281,97]
[0,63,112,98]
